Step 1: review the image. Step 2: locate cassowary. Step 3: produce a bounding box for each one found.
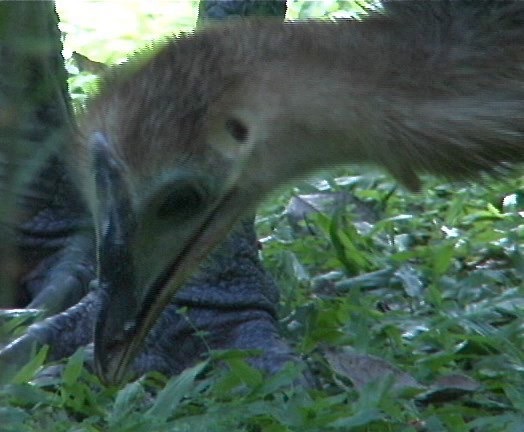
[0,0,296,386]
[5,1,524,386]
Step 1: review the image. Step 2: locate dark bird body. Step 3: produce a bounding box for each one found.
[3,0,524,385]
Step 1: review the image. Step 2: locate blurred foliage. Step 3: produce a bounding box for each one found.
[56,0,199,64]
[57,0,376,109]
[1,1,523,431]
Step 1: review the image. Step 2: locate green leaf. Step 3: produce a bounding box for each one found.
[147,360,208,420]
[431,241,455,276]
[0,383,56,406]
[62,347,86,386]
[0,406,30,431]
[109,381,145,427]
[11,345,48,384]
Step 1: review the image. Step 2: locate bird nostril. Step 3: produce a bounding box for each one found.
[156,184,206,220]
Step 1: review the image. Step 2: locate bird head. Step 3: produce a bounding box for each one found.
[76,24,327,384]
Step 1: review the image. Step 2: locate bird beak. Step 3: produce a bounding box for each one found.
[91,133,140,384]
[90,133,249,385]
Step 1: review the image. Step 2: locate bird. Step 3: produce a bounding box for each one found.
[3,1,524,386]
[0,0,300,386]
[67,1,524,385]
[5,0,524,383]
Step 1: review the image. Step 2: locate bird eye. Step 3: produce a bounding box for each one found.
[225,117,248,143]
[156,183,207,221]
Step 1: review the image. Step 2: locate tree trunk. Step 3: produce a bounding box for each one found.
[0,1,72,306]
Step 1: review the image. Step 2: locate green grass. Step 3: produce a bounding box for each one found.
[1,171,523,431]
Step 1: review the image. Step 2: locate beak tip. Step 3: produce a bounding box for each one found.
[94,332,137,386]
